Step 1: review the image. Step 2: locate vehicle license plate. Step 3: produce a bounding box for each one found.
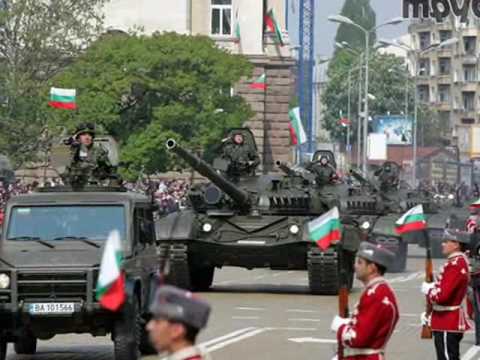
[28,302,75,315]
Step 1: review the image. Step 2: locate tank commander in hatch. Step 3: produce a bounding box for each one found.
[62,123,114,186]
[221,131,260,179]
[306,155,338,186]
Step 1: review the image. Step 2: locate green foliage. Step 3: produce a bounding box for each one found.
[334,0,376,52]
[0,0,107,167]
[322,52,441,147]
[50,32,253,180]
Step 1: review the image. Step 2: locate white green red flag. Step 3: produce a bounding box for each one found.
[264,9,284,46]
[96,230,126,311]
[250,73,267,90]
[395,205,427,235]
[308,207,342,251]
[234,9,241,42]
[470,198,480,209]
[288,107,307,145]
[48,87,77,110]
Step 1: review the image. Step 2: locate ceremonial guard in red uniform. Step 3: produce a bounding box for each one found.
[147,285,212,360]
[421,229,471,360]
[331,242,399,359]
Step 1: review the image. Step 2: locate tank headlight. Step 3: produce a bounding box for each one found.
[361,221,371,230]
[0,273,10,289]
[202,223,213,233]
[289,225,300,235]
[448,194,455,200]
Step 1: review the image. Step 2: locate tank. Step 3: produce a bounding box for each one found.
[156,138,362,295]
[348,166,442,271]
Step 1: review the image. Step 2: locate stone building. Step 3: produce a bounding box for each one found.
[103,0,295,170]
[407,15,480,160]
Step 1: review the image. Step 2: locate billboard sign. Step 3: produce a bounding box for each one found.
[371,115,412,145]
[368,133,387,161]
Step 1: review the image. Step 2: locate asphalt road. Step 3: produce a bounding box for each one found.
[6,245,480,360]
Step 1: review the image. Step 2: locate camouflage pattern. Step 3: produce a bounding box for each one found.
[306,157,336,186]
[220,132,260,179]
[62,144,114,186]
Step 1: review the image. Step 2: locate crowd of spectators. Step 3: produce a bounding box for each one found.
[124,178,190,215]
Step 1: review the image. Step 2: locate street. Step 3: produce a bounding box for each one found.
[6,245,480,360]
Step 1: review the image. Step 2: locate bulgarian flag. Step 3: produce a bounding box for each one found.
[308,207,342,251]
[48,87,77,110]
[250,73,267,90]
[395,205,427,235]
[264,9,284,46]
[288,107,307,145]
[96,230,126,311]
[470,198,480,209]
[234,8,241,43]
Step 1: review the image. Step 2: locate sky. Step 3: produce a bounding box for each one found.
[287,0,409,57]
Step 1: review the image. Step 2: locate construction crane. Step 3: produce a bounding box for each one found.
[298,0,315,154]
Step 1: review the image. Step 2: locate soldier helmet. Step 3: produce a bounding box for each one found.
[149,285,211,330]
[442,228,471,245]
[357,241,395,270]
[74,123,95,139]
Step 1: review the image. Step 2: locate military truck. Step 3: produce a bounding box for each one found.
[156,133,361,295]
[0,186,158,360]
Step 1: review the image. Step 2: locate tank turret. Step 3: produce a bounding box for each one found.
[166,139,250,210]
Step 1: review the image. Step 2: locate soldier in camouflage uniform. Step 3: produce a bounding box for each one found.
[221,132,260,179]
[306,156,337,186]
[62,123,114,187]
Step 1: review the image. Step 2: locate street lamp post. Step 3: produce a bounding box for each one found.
[378,37,458,186]
[328,16,404,174]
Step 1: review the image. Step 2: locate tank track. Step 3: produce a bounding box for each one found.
[307,247,340,295]
[162,243,192,290]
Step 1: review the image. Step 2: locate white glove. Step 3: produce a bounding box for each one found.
[420,312,431,326]
[331,356,338,360]
[421,281,435,295]
[330,315,349,332]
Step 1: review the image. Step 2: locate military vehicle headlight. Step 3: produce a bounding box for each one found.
[289,225,300,235]
[0,273,10,289]
[448,194,455,200]
[202,223,213,233]
[361,221,371,230]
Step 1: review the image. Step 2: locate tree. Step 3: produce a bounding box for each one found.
[50,32,253,180]
[0,0,107,166]
[321,52,442,147]
[334,0,376,52]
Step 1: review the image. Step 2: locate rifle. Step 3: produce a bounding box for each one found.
[421,229,434,339]
[337,241,349,360]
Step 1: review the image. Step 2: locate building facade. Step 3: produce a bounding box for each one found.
[103,0,295,170]
[408,15,480,160]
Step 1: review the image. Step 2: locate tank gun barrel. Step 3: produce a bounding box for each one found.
[350,169,391,202]
[166,139,251,209]
[276,161,296,177]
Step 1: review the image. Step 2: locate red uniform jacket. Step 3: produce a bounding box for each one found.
[427,252,471,332]
[337,277,399,359]
[168,346,208,360]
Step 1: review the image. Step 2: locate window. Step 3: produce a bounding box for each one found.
[418,58,430,76]
[419,32,431,50]
[211,0,232,36]
[464,36,477,54]
[463,65,477,82]
[461,118,475,124]
[438,85,450,103]
[463,91,475,111]
[7,205,126,242]
[418,85,430,102]
[439,30,452,43]
[438,57,451,75]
